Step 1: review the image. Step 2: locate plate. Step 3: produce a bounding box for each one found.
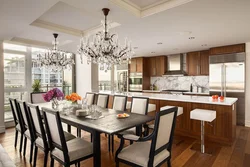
[117,113,130,119]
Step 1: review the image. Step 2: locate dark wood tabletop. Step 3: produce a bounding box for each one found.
[59,108,154,134]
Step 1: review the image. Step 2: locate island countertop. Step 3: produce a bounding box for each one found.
[98,91,238,106]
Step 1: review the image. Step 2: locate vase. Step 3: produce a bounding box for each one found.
[51,98,59,110]
[71,102,80,113]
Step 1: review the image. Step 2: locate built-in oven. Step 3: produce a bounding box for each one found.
[129,73,143,92]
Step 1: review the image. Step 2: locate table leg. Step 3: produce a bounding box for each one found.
[77,128,81,138]
[67,125,71,133]
[136,125,142,136]
[93,131,101,167]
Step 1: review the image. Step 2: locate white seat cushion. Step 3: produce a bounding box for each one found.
[15,124,21,131]
[52,138,93,162]
[118,142,170,167]
[0,144,16,167]
[35,137,44,148]
[160,106,183,116]
[24,130,31,138]
[190,109,216,122]
[148,104,156,112]
[119,127,145,135]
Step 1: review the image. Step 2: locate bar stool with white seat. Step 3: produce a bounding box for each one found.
[190,109,216,154]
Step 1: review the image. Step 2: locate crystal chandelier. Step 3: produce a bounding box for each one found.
[78,8,134,72]
[36,33,74,71]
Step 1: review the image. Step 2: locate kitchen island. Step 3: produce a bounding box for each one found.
[97,91,238,145]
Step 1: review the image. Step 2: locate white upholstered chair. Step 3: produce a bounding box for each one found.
[30,92,46,104]
[85,92,96,105]
[96,94,109,108]
[27,103,76,167]
[42,108,93,167]
[112,95,127,111]
[115,106,178,167]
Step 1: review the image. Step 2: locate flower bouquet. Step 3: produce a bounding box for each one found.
[43,88,64,109]
[65,93,82,103]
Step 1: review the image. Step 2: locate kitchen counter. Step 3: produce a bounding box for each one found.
[183,91,210,95]
[98,91,237,106]
[142,90,162,93]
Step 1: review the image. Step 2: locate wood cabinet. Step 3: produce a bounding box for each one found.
[130,57,143,73]
[187,50,209,76]
[149,56,167,76]
[210,43,245,55]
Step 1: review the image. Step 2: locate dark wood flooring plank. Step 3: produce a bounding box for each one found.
[243,153,250,167]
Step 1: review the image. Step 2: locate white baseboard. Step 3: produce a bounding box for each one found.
[0,125,5,133]
[245,120,250,127]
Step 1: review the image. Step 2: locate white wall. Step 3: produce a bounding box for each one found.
[0,41,5,133]
[75,56,99,97]
[245,42,250,127]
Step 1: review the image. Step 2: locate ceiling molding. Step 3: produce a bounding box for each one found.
[10,37,51,48]
[109,0,194,18]
[30,19,121,37]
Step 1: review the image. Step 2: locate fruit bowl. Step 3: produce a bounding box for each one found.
[117,113,130,119]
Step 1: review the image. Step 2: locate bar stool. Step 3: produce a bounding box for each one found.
[190,109,216,154]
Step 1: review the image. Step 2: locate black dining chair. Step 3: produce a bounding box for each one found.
[30,92,47,104]
[16,99,35,163]
[42,107,94,167]
[9,98,25,153]
[115,106,178,167]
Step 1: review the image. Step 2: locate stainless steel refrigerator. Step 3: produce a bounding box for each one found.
[209,53,245,126]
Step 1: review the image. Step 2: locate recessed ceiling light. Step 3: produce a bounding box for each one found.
[157,42,163,45]
[201,44,207,47]
[133,47,138,49]
[151,52,155,54]
[189,37,195,40]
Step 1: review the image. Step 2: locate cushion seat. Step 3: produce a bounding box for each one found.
[15,124,21,132]
[52,138,93,161]
[190,109,216,122]
[24,130,31,139]
[119,127,145,135]
[118,142,170,167]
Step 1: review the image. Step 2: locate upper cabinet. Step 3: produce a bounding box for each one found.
[187,50,209,76]
[130,57,143,73]
[210,43,245,55]
[149,56,167,76]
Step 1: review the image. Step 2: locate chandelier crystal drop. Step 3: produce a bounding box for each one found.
[78,8,134,72]
[36,33,75,72]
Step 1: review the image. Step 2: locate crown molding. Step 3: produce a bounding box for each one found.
[30,19,121,37]
[109,0,194,18]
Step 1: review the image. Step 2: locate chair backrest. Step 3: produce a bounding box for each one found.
[26,103,48,149]
[130,97,149,115]
[42,107,69,161]
[16,100,34,139]
[9,98,19,126]
[149,106,178,165]
[96,94,109,108]
[30,92,46,104]
[86,93,95,105]
[112,95,127,111]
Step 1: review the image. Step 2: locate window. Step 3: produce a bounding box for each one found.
[98,66,112,91]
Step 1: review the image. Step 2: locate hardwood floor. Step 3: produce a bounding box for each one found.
[0,126,249,167]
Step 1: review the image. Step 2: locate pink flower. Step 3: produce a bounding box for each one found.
[43,88,64,102]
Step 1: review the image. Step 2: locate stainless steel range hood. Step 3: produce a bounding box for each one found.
[163,53,187,76]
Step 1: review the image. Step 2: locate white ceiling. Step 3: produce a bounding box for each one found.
[1,0,250,57]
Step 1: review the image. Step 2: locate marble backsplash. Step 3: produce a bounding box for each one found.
[151,76,209,93]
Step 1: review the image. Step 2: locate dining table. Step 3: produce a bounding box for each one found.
[37,102,154,167]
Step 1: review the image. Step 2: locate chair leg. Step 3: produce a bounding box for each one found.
[50,158,54,167]
[78,162,80,167]
[167,159,171,167]
[116,162,119,167]
[112,135,114,152]
[44,151,48,167]
[33,146,38,167]
[19,134,23,153]
[108,135,111,152]
[91,133,93,142]
[130,140,133,145]
[23,137,27,156]
[14,130,18,148]
[29,142,34,163]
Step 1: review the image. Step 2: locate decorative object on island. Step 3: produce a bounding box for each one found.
[43,88,64,109]
[65,93,82,113]
[36,33,74,71]
[78,8,134,72]
[32,79,42,92]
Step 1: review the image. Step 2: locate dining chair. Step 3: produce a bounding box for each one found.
[30,92,47,104]
[96,94,109,108]
[108,95,127,152]
[85,92,96,105]
[16,99,35,163]
[115,106,178,167]
[42,107,93,167]
[119,96,149,136]
[9,98,25,153]
[26,103,77,167]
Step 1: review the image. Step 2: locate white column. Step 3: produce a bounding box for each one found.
[0,41,5,133]
[245,42,250,127]
[91,63,99,92]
